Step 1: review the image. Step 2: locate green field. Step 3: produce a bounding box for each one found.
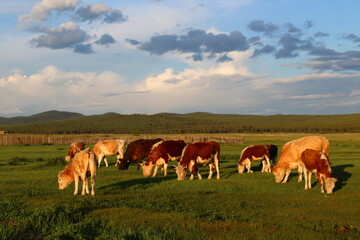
[0,134,359,239]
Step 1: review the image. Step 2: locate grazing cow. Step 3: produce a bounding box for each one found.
[272,136,330,183]
[301,148,337,194]
[141,140,186,177]
[237,145,272,173]
[175,141,220,181]
[58,148,97,196]
[93,140,126,168]
[118,138,163,170]
[65,142,85,162]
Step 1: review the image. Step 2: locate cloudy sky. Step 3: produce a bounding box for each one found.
[1,0,359,117]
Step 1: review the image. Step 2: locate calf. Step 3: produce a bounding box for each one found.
[58,148,97,196]
[237,145,272,173]
[141,140,186,177]
[175,141,220,181]
[272,136,330,183]
[118,138,163,170]
[93,140,126,167]
[65,142,85,162]
[301,148,337,194]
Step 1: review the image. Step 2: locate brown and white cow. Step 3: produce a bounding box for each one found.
[272,136,330,183]
[117,138,163,170]
[237,145,272,173]
[58,148,97,196]
[65,142,85,162]
[141,140,186,177]
[93,140,126,168]
[175,141,220,181]
[301,148,337,194]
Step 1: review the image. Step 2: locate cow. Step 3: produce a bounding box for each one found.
[65,142,85,162]
[301,148,337,194]
[237,145,272,173]
[272,136,330,183]
[175,141,220,181]
[93,140,126,168]
[141,140,186,177]
[58,148,97,196]
[117,138,163,170]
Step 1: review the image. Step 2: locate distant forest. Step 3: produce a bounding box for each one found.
[1,111,360,134]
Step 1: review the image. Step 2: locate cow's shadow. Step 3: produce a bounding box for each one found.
[99,173,175,191]
[332,164,353,192]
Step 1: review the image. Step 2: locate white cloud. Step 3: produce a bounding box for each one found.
[18,0,80,28]
[272,73,360,84]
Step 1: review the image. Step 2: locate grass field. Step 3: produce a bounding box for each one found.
[0,134,359,239]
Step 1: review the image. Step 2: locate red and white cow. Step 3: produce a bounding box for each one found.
[118,138,163,170]
[272,136,330,183]
[65,142,85,162]
[58,148,97,196]
[237,145,272,173]
[141,140,186,177]
[93,140,126,167]
[175,141,220,181]
[301,148,337,194]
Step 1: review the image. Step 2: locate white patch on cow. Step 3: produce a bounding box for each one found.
[196,156,213,165]
[151,141,164,151]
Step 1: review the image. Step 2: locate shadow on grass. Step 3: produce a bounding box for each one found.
[99,174,175,191]
[332,164,353,192]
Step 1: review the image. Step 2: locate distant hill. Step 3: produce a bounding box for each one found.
[0,111,360,134]
[0,110,83,126]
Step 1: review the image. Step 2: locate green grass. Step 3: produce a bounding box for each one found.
[0,134,359,239]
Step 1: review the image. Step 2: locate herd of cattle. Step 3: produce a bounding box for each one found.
[57,136,337,196]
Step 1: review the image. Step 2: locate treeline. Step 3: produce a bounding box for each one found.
[1,112,360,134]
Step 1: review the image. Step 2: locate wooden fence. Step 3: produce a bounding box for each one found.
[0,135,244,146]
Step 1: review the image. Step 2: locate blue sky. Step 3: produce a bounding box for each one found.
[0,0,359,117]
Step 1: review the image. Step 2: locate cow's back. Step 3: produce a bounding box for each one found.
[181,141,220,165]
[72,148,97,175]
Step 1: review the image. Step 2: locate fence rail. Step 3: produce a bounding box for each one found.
[0,135,244,146]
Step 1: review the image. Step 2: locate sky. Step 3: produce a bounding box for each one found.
[0,0,359,117]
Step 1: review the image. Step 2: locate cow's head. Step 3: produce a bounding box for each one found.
[57,171,72,190]
[141,162,153,177]
[272,167,285,183]
[174,165,187,181]
[117,159,130,170]
[237,163,245,173]
[323,177,338,194]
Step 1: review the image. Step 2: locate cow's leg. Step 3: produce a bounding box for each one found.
[163,163,168,177]
[308,172,313,189]
[207,164,214,179]
[265,156,271,173]
[85,178,90,194]
[319,175,325,193]
[152,165,159,177]
[304,168,309,190]
[91,175,95,196]
[73,175,79,195]
[103,157,109,168]
[81,176,87,196]
[297,165,303,182]
[281,169,291,183]
[189,174,194,180]
[197,171,203,180]
[246,162,253,173]
[261,160,266,173]
[214,155,220,180]
[97,154,103,168]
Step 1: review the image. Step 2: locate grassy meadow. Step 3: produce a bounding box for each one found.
[0,133,359,239]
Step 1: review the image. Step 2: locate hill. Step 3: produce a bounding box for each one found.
[0,110,83,126]
[1,111,360,134]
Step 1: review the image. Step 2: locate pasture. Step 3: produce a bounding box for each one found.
[0,134,359,239]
